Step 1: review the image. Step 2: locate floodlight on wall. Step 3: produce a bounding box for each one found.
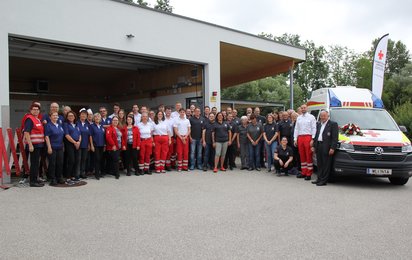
[126,34,135,39]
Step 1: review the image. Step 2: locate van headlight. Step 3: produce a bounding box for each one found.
[338,142,354,152]
[402,144,412,153]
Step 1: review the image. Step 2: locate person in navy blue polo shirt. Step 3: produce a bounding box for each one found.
[99,106,111,174]
[42,102,64,126]
[77,109,91,179]
[99,106,112,127]
[45,111,65,186]
[63,111,81,181]
[89,113,106,179]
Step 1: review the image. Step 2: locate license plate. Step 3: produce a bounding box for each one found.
[366,168,392,176]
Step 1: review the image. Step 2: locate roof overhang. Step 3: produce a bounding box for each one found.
[220,42,304,88]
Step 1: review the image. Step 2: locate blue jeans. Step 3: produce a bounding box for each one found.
[190,139,203,169]
[248,142,261,169]
[265,141,278,170]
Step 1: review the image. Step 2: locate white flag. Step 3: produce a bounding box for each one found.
[372,34,389,98]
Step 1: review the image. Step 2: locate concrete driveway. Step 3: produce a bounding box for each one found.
[1,170,411,259]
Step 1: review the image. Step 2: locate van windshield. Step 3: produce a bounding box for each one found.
[330,108,399,131]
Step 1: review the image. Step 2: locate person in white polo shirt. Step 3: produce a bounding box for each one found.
[293,104,317,180]
[173,108,191,171]
[138,112,154,174]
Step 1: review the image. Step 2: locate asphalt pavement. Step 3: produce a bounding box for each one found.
[1,168,412,259]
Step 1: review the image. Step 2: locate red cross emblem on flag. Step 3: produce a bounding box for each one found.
[364,130,381,137]
[378,50,384,60]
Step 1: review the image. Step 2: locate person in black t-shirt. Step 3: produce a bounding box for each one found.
[263,114,278,172]
[202,113,215,171]
[189,108,204,170]
[212,112,232,173]
[278,111,293,145]
[223,113,238,170]
[274,137,294,176]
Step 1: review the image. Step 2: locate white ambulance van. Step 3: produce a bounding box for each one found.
[307,86,412,185]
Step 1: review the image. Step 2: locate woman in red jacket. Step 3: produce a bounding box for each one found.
[123,115,141,176]
[105,116,126,179]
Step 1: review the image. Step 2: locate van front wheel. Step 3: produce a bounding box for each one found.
[388,177,409,185]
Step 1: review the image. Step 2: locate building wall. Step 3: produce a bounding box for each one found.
[0,0,304,128]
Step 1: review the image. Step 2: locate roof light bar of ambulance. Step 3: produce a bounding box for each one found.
[328,90,342,107]
[371,93,384,108]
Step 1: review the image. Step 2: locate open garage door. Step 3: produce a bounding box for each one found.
[9,36,204,128]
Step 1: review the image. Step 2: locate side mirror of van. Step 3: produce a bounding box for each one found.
[399,125,408,133]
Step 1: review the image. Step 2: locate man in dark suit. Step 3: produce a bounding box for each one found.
[312,110,338,186]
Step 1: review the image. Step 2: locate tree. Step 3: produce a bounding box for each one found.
[136,0,149,7]
[154,0,173,13]
[122,0,150,7]
[354,55,372,89]
[221,76,305,110]
[297,40,329,92]
[391,101,412,138]
[381,63,412,111]
[325,45,358,86]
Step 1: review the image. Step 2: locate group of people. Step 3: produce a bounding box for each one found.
[22,100,338,188]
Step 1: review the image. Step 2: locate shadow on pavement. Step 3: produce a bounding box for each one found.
[329,175,409,189]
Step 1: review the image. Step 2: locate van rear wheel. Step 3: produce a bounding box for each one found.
[388,177,409,185]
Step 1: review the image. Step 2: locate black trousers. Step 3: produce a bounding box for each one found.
[47,149,63,181]
[316,142,333,184]
[107,150,120,177]
[79,148,88,176]
[292,145,301,171]
[93,146,104,178]
[29,147,41,184]
[124,144,139,173]
[274,155,293,172]
[224,143,237,168]
[86,150,94,173]
[65,142,80,179]
[101,151,110,175]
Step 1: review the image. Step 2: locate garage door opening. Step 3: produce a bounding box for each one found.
[9,36,204,128]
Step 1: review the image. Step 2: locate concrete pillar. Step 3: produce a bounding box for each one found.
[0,32,10,184]
[204,44,221,111]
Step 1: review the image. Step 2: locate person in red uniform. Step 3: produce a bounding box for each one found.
[164,107,176,171]
[293,104,317,180]
[123,115,141,176]
[138,112,154,174]
[174,108,191,172]
[19,101,42,183]
[153,111,171,173]
[105,116,126,179]
[23,103,45,187]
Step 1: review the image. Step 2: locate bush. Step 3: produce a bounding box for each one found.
[391,101,412,138]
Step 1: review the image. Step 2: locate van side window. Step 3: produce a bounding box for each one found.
[310,110,320,121]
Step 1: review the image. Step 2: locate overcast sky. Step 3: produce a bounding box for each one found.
[145,0,412,54]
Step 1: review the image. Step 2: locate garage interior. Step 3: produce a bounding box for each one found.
[9,36,204,106]
[9,36,302,128]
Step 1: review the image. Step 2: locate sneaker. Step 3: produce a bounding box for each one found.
[178,169,182,172]
[256,168,261,171]
[220,167,226,171]
[19,178,28,184]
[203,167,208,172]
[213,168,218,173]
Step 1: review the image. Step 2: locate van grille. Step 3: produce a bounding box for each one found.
[354,145,402,153]
[349,153,406,162]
